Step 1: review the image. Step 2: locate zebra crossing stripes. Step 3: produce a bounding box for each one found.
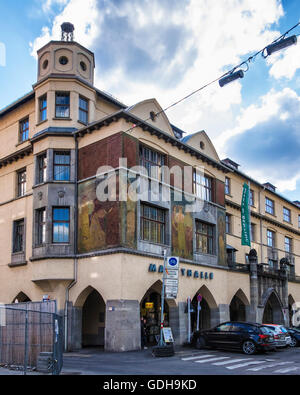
[273,367,300,374]
[181,354,215,361]
[247,361,294,372]
[213,358,251,366]
[180,352,299,374]
[194,357,230,364]
[226,360,266,370]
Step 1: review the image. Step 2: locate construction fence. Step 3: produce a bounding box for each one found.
[0,301,63,375]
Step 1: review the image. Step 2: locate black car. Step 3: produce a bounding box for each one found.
[287,327,300,347]
[192,322,275,355]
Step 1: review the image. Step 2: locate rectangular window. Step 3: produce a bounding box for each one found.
[225,177,230,195]
[265,197,275,215]
[52,207,70,243]
[298,215,300,228]
[36,208,46,246]
[19,118,29,142]
[13,219,24,253]
[79,96,89,124]
[53,151,70,181]
[283,207,291,223]
[268,259,276,271]
[37,153,47,184]
[139,145,165,181]
[17,169,26,197]
[195,221,214,255]
[250,189,254,206]
[55,92,70,118]
[193,170,212,202]
[267,229,275,248]
[285,236,292,253]
[140,204,166,245]
[250,223,255,242]
[225,214,231,234]
[39,95,47,122]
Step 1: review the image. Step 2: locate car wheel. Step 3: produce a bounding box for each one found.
[242,340,256,355]
[196,336,206,350]
[290,337,298,347]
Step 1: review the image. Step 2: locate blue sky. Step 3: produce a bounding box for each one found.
[0,0,300,201]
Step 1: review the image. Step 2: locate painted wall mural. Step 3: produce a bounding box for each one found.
[78,178,120,253]
[171,193,193,260]
[217,208,226,266]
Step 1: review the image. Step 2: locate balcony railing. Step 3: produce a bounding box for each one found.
[227,262,250,272]
[288,273,300,283]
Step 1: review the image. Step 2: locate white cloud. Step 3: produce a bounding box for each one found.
[221,87,300,192]
[30,0,100,57]
[30,0,290,141]
[267,41,300,80]
[42,0,69,13]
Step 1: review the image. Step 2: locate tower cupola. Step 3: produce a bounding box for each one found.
[36,22,95,85]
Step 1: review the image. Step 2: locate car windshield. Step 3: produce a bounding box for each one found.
[261,326,273,335]
[279,326,288,333]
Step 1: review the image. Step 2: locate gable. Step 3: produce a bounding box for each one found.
[182,131,220,162]
[126,98,175,137]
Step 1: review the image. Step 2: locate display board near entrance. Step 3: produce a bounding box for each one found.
[162,327,174,343]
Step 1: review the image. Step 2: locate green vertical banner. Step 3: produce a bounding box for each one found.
[241,182,251,247]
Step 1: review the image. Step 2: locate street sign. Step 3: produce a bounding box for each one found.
[166,257,179,270]
[165,279,178,286]
[165,269,178,279]
[164,257,180,299]
[197,294,202,302]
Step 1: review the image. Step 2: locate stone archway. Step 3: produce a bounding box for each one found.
[191,285,218,330]
[262,290,284,325]
[140,280,177,346]
[229,289,250,322]
[12,292,31,303]
[74,286,106,348]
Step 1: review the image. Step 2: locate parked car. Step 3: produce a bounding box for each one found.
[287,327,300,347]
[262,324,292,348]
[192,322,275,355]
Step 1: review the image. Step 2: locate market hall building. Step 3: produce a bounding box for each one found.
[0,24,299,352]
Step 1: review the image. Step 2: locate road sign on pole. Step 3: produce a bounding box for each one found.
[196,294,202,331]
[164,257,179,300]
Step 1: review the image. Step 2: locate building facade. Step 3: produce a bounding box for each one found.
[0,25,299,352]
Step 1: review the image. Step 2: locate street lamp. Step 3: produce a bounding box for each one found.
[265,35,297,56]
[219,70,244,87]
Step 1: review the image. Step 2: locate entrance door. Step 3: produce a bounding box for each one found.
[140,291,169,346]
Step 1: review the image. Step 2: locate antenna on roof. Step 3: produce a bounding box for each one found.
[61,22,75,42]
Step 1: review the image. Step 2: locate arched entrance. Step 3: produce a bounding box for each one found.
[262,291,284,325]
[140,281,170,346]
[75,287,106,348]
[191,285,218,331]
[12,292,31,303]
[229,290,249,322]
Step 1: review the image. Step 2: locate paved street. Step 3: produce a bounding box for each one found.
[60,346,300,375]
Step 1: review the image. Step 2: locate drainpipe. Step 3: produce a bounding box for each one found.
[259,187,264,264]
[64,135,79,351]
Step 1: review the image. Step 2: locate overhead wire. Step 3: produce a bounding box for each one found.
[120,21,300,135]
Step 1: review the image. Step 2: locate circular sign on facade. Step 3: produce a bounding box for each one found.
[167,257,179,270]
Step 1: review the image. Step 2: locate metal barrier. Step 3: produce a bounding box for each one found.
[0,306,63,375]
